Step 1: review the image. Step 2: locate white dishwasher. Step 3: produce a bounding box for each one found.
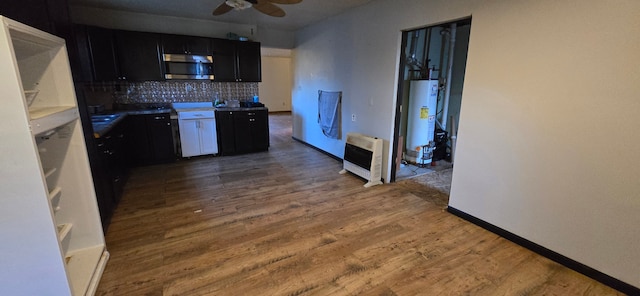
[173,102,218,157]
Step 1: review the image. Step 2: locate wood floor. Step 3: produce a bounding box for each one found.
[96,112,623,295]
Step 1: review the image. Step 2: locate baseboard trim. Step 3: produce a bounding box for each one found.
[291,136,342,162]
[447,206,639,295]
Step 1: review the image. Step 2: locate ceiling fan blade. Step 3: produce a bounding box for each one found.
[266,0,302,4]
[253,0,286,17]
[212,2,234,15]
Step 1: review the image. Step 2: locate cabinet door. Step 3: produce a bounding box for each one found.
[109,124,127,202]
[0,0,51,33]
[72,25,94,82]
[236,41,262,82]
[162,34,210,55]
[178,119,200,157]
[114,30,164,81]
[126,115,152,165]
[162,34,188,54]
[93,136,116,229]
[147,114,174,162]
[189,37,211,55]
[233,111,253,153]
[86,26,119,81]
[251,110,270,151]
[198,118,218,155]
[215,111,236,155]
[211,39,237,82]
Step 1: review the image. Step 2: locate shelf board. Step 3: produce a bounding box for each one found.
[48,186,62,212]
[48,186,61,201]
[56,223,72,242]
[29,106,78,136]
[44,167,57,179]
[65,245,108,296]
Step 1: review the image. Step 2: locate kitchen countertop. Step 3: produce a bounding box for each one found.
[214,106,269,112]
[92,108,172,138]
[92,106,269,138]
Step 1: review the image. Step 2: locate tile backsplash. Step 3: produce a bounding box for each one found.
[85,81,259,106]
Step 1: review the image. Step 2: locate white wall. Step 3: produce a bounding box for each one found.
[292,0,640,288]
[259,48,292,112]
[292,0,477,181]
[450,0,640,287]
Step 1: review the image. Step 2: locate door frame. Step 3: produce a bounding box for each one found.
[390,17,472,183]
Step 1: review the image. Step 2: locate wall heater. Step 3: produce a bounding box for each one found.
[339,133,383,187]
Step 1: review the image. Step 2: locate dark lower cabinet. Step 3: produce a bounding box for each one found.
[215,111,236,154]
[94,121,128,230]
[147,114,176,161]
[216,109,269,155]
[90,112,173,230]
[127,113,175,165]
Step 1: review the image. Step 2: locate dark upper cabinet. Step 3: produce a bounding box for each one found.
[113,30,164,81]
[1,0,82,81]
[72,25,95,82]
[73,25,120,82]
[236,41,262,82]
[162,34,211,55]
[86,26,119,81]
[75,27,164,81]
[211,39,261,82]
[211,39,237,82]
[0,0,51,33]
[71,28,262,82]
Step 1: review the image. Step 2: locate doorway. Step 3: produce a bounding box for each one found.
[391,18,471,185]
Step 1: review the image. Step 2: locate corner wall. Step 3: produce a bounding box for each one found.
[449,0,640,288]
[292,0,640,288]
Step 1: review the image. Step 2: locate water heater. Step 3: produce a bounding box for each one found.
[406,80,438,164]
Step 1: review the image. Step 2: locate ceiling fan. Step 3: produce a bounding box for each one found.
[213,0,302,18]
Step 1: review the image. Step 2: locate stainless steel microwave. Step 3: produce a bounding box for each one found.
[163,54,214,80]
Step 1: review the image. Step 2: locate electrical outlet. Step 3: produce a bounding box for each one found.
[351,114,356,122]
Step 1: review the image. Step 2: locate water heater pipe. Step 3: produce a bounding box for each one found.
[450,114,458,163]
[441,23,457,130]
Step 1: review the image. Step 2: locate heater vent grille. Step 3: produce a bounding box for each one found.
[340,133,383,188]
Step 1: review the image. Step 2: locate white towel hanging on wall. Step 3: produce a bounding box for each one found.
[317,90,342,139]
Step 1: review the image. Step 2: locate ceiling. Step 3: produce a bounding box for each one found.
[68,0,374,31]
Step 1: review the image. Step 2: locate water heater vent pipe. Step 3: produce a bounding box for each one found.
[441,23,457,130]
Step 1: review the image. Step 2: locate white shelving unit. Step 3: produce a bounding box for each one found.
[0,16,108,295]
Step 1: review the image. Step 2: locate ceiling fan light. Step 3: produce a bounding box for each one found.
[225,0,252,10]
